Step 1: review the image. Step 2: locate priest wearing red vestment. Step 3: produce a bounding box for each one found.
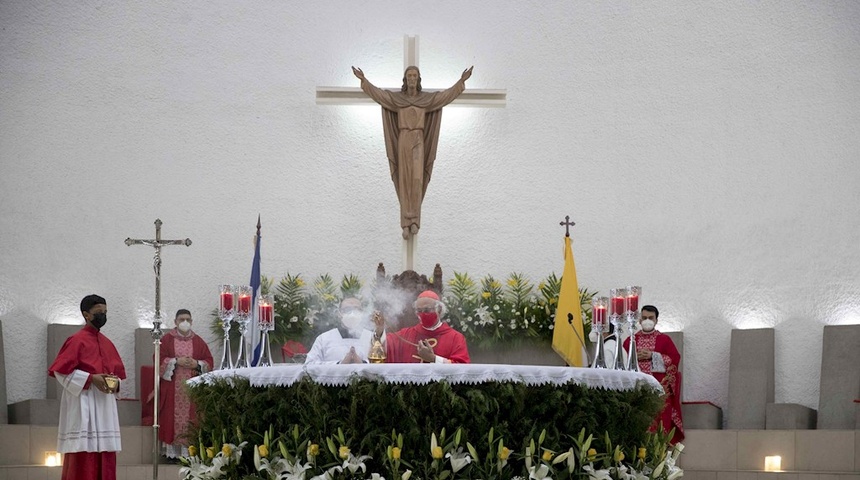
[623,305,685,444]
[376,290,470,364]
[48,294,126,480]
[156,309,214,459]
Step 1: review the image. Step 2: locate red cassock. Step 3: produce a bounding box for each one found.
[386,323,470,363]
[48,324,126,383]
[624,330,684,444]
[48,324,126,480]
[156,329,214,445]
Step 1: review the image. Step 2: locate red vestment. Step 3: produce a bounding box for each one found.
[386,322,470,363]
[156,329,213,446]
[48,324,126,381]
[48,324,126,480]
[624,330,684,444]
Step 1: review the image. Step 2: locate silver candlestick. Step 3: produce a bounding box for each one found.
[218,285,235,370]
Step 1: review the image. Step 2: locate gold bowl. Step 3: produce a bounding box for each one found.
[104,375,119,393]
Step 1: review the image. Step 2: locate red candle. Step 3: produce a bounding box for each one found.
[627,295,639,313]
[593,306,606,324]
[260,304,273,323]
[238,294,251,314]
[220,292,234,311]
[611,296,625,315]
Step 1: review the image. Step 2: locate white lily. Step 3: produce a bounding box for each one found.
[614,464,637,480]
[445,448,473,473]
[528,464,552,480]
[342,453,372,474]
[582,464,612,480]
[401,470,412,480]
[368,474,386,480]
[178,456,210,480]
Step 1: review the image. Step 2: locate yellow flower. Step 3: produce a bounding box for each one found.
[308,444,320,457]
[587,448,597,460]
[499,447,511,461]
[614,450,625,463]
[188,445,198,457]
[638,447,646,460]
[481,292,491,299]
[507,279,517,287]
[258,445,269,458]
[296,278,305,287]
[222,444,232,457]
[538,282,546,291]
[490,281,502,289]
[392,447,401,460]
[542,450,553,462]
[549,298,557,305]
[339,445,351,459]
[206,447,216,459]
[431,446,444,460]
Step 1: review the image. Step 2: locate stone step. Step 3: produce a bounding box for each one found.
[0,464,180,480]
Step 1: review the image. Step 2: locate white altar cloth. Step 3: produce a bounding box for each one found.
[188,363,663,393]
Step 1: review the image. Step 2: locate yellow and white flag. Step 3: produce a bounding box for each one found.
[551,235,586,366]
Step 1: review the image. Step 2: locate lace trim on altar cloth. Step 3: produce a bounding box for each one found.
[187,363,663,393]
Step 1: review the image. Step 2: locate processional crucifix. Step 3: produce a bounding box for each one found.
[317,35,506,271]
[125,219,192,480]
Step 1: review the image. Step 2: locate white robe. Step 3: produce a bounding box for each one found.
[304,328,374,364]
[55,369,122,453]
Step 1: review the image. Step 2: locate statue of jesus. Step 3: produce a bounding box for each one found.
[352,65,473,239]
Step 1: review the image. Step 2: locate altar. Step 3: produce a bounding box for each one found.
[186,363,665,469]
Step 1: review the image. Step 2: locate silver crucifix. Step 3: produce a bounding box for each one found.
[125,218,191,480]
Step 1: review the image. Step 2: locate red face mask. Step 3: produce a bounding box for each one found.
[417,311,439,329]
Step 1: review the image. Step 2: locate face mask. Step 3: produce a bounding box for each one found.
[588,330,599,343]
[418,311,439,329]
[641,319,656,332]
[91,312,107,330]
[341,312,363,330]
[177,320,192,333]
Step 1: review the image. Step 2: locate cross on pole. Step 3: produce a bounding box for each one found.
[560,216,576,237]
[124,218,191,480]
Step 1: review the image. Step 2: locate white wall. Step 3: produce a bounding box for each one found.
[1,1,858,411]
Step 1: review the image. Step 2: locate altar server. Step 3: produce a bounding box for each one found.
[156,309,213,458]
[48,294,126,480]
[305,297,375,364]
[623,305,684,444]
[377,290,470,364]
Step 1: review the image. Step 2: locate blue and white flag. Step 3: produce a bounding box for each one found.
[249,216,263,366]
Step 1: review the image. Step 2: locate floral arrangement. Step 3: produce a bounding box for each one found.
[210,272,596,350]
[180,425,682,480]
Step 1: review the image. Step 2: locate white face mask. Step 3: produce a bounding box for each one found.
[341,312,363,330]
[640,319,656,332]
[177,320,192,333]
[588,330,600,343]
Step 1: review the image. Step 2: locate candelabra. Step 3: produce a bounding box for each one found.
[218,285,235,370]
[256,293,275,367]
[609,288,627,370]
[590,296,608,369]
[624,286,641,372]
[233,285,253,368]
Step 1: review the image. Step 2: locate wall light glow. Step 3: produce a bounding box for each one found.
[764,455,781,472]
[45,451,62,466]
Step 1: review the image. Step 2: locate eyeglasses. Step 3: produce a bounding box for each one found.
[415,307,435,313]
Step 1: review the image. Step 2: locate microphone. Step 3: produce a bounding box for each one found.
[566,312,594,365]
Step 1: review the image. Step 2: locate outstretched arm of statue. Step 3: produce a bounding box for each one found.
[353,67,396,110]
[460,66,473,83]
